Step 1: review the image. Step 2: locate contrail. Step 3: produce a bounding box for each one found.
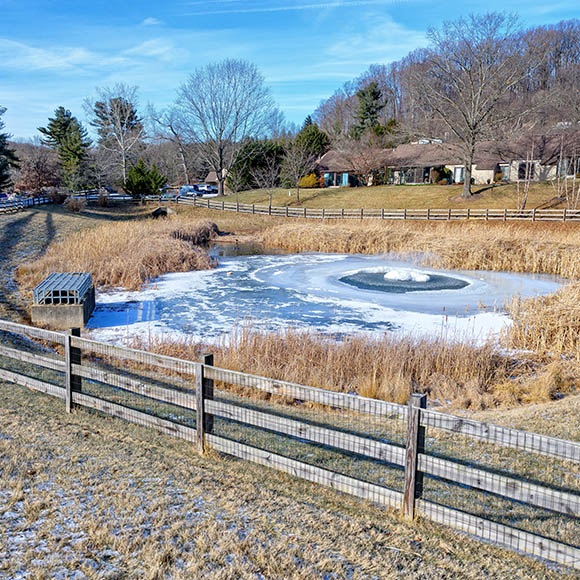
[185,0,403,17]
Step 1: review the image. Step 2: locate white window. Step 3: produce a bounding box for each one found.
[453,167,465,183]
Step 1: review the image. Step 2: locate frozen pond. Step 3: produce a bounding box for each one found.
[87,253,562,345]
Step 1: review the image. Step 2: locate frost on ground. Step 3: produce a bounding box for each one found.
[0,384,571,579]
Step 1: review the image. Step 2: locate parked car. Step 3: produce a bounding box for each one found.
[179,185,201,196]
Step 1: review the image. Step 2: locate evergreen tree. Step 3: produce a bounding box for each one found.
[302,115,314,129]
[353,81,385,138]
[226,139,284,191]
[38,107,91,190]
[92,97,142,145]
[124,159,167,202]
[0,106,19,191]
[295,122,330,157]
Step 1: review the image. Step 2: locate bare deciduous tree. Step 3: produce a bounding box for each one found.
[411,13,543,197]
[281,140,318,202]
[335,132,387,186]
[177,59,275,196]
[148,105,192,184]
[251,154,280,207]
[85,83,144,185]
[12,139,60,193]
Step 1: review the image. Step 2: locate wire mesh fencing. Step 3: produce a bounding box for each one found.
[1,320,579,570]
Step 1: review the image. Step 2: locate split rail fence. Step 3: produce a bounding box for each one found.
[186,197,580,222]
[0,196,51,214]
[0,318,579,570]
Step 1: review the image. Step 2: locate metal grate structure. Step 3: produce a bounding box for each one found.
[33,273,93,305]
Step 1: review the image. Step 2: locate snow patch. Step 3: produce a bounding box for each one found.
[383,268,431,282]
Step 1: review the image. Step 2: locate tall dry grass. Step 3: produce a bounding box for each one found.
[507,282,580,360]
[259,220,580,279]
[17,218,218,292]
[137,327,575,409]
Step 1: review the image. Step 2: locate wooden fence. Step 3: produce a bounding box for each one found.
[0,318,579,570]
[0,196,51,214]
[185,197,580,222]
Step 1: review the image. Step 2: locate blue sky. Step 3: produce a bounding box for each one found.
[1,0,579,139]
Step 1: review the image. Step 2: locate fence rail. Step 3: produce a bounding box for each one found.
[0,318,579,570]
[0,196,51,214]
[185,197,580,222]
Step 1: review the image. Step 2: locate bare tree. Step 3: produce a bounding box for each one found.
[410,13,544,198]
[12,139,60,193]
[148,105,192,183]
[281,140,318,202]
[516,143,536,210]
[177,59,275,196]
[551,135,580,209]
[251,154,280,207]
[85,83,144,185]
[335,132,386,186]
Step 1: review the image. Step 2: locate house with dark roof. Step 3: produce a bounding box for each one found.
[316,133,580,187]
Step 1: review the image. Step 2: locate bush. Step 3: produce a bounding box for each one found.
[63,196,86,213]
[298,173,319,188]
[125,159,167,201]
[98,189,109,208]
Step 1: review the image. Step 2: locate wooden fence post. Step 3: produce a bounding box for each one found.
[196,353,214,454]
[403,393,427,520]
[64,328,81,413]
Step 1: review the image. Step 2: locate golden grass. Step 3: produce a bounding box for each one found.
[136,327,574,410]
[16,217,218,292]
[225,182,560,210]
[258,219,580,279]
[507,282,580,360]
[0,380,571,579]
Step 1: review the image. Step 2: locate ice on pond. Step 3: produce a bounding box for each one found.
[87,253,562,345]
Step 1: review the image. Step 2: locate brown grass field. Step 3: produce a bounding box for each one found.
[2,201,580,577]
[223,182,563,210]
[1,379,578,579]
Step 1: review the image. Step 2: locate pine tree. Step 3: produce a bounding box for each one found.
[353,81,385,138]
[124,159,167,202]
[0,106,19,192]
[295,122,330,157]
[38,107,91,190]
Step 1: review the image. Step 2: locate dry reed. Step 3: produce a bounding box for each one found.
[17,218,218,292]
[136,327,571,409]
[259,220,580,279]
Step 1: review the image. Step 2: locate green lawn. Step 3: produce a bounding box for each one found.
[224,182,561,210]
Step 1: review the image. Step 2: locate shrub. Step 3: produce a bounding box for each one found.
[63,196,86,213]
[298,173,319,188]
[125,159,167,201]
[97,190,109,207]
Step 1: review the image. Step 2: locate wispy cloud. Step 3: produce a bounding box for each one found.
[325,14,425,63]
[185,0,401,16]
[0,39,130,73]
[141,17,163,26]
[123,39,188,63]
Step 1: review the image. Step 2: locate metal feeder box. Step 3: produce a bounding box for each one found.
[31,272,95,329]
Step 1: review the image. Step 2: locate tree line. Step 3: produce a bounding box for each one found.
[1,13,579,200]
